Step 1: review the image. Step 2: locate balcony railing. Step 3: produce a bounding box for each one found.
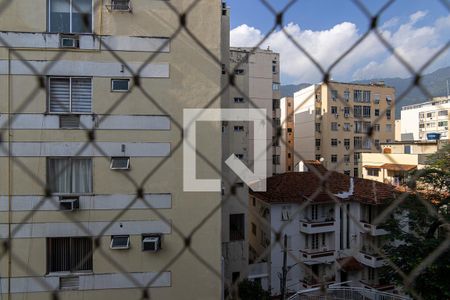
[300,249,335,264]
[288,285,410,300]
[360,221,389,236]
[300,218,335,234]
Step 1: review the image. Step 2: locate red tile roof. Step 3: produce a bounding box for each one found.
[250,163,396,205]
[380,163,417,171]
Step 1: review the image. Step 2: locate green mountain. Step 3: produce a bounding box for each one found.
[281,66,450,118]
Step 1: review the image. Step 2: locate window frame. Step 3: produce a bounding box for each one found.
[47,237,93,273]
[111,78,130,92]
[110,235,130,250]
[48,0,94,33]
[48,76,93,114]
[47,157,93,195]
[110,157,130,170]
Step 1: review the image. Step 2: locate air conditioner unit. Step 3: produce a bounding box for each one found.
[344,113,349,118]
[142,235,161,252]
[59,196,80,211]
[345,146,350,150]
[335,113,339,118]
[60,35,79,49]
[107,0,132,12]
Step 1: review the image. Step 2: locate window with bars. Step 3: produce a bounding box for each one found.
[47,158,92,194]
[48,77,92,113]
[48,0,93,33]
[47,237,93,273]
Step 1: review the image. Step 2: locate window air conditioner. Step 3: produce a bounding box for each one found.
[59,196,80,211]
[60,35,79,49]
[142,235,162,252]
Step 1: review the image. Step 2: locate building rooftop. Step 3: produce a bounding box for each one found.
[250,161,396,205]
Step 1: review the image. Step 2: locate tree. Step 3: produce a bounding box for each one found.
[382,143,450,300]
[237,279,270,300]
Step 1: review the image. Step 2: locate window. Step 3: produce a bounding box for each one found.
[315,123,321,132]
[252,197,256,206]
[386,109,391,120]
[374,109,379,116]
[110,235,130,250]
[281,206,290,221]
[315,155,321,161]
[234,69,244,75]
[427,112,434,118]
[251,222,257,235]
[232,97,244,104]
[272,99,280,109]
[272,83,280,91]
[354,152,361,164]
[355,121,371,133]
[343,123,351,131]
[287,128,292,133]
[404,145,411,154]
[311,234,319,249]
[229,214,245,241]
[375,139,380,149]
[354,137,363,150]
[331,122,338,131]
[273,155,280,165]
[438,121,448,127]
[288,153,291,158]
[49,0,93,33]
[386,124,392,132]
[373,124,380,131]
[311,205,318,220]
[363,91,371,102]
[110,157,130,170]
[344,139,350,147]
[111,79,129,92]
[315,139,321,147]
[49,77,92,113]
[344,107,350,115]
[235,153,244,159]
[363,106,371,118]
[367,168,380,176]
[374,94,380,104]
[48,158,92,194]
[331,139,338,147]
[354,168,359,177]
[331,155,338,163]
[331,106,338,114]
[234,125,244,132]
[344,170,351,176]
[438,110,448,116]
[344,155,350,163]
[343,90,350,101]
[47,237,92,272]
[331,90,338,101]
[354,105,362,118]
[272,65,277,74]
[354,90,363,102]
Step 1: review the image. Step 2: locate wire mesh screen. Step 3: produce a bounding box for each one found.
[0,0,449,300]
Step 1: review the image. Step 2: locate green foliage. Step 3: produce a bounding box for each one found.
[382,144,450,300]
[237,279,270,300]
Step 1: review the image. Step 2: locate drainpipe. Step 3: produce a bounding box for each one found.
[7,47,12,300]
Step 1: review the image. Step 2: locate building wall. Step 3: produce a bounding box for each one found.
[221,48,280,288]
[0,1,224,299]
[293,82,395,177]
[280,97,294,173]
[400,97,450,141]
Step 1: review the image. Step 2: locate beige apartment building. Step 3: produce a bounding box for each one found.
[280,96,294,173]
[0,1,226,299]
[361,140,442,185]
[221,47,280,289]
[293,82,395,177]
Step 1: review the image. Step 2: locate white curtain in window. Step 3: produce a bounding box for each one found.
[72,159,92,193]
[49,159,71,193]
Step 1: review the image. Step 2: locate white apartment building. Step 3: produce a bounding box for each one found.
[221,47,280,289]
[248,161,398,297]
[399,96,450,141]
[0,1,226,299]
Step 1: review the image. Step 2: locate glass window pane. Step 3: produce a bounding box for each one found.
[72,159,92,193]
[49,0,71,32]
[48,158,71,193]
[72,0,92,33]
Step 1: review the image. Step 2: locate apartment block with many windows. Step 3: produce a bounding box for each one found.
[221,47,280,289]
[0,0,225,298]
[292,82,395,177]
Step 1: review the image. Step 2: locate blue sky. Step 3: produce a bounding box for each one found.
[228,0,450,84]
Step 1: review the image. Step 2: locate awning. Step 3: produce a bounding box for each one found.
[380,163,417,172]
[336,257,364,272]
[364,165,382,169]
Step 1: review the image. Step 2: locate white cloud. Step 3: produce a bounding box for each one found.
[230,11,450,84]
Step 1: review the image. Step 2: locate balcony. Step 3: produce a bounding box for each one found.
[300,218,335,234]
[300,275,335,289]
[358,250,385,268]
[360,221,388,236]
[289,286,410,300]
[300,249,335,264]
[360,280,395,292]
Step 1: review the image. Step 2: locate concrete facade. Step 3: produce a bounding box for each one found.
[0,1,226,299]
[399,96,450,141]
[292,82,396,177]
[280,97,294,173]
[221,47,280,290]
